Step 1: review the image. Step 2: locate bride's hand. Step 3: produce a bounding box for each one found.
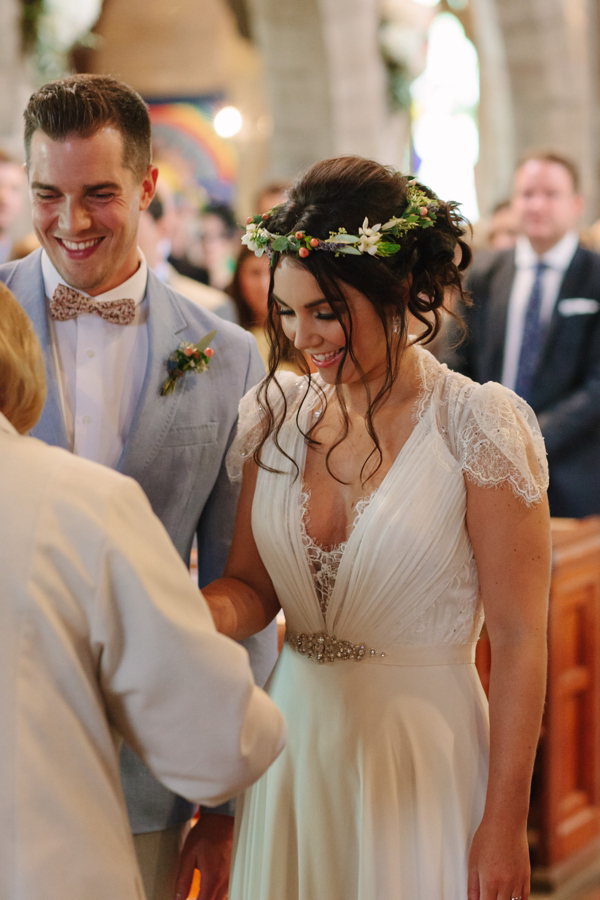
[467,816,530,900]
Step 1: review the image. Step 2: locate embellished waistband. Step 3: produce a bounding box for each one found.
[285,631,475,667]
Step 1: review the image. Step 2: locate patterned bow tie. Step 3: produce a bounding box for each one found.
[49,283,136,325]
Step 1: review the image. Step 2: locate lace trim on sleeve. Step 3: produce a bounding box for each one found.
[226,371,309,482]
[451,381,549,506]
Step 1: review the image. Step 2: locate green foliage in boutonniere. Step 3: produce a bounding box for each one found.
[161,330,216,396]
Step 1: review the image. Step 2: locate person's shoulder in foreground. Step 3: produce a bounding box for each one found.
[0,281,284,900]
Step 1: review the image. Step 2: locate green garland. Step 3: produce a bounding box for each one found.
[241,182,438,263]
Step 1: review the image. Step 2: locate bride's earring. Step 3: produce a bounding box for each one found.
[392,316,402,335]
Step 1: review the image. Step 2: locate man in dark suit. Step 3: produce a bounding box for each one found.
[446,151,600,517]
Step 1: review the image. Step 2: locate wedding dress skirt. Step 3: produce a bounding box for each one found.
[227,348,548,900]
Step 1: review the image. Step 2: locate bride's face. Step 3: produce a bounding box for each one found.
[272,256,389,385]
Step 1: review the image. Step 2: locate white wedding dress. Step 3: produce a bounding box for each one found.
[227,346,548,900]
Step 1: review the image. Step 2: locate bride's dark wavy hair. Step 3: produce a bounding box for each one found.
[253,155,471,483]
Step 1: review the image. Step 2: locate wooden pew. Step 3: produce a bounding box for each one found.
[476,517,600,889]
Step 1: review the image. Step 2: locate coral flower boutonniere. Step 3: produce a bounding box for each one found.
[161,330,216,396]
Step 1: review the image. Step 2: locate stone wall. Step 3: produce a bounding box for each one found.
[475,0,599,216]
[0,0,32,156]
[248,0,402,179]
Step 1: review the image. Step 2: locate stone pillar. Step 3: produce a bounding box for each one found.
[318,0,390,159]
[246,0,334,177]
[0,0,32,156]
[492,0,599,218]
[248,0,400,180]
[470,0,517,214]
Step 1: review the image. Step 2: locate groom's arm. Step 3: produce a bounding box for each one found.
[195,330,276,765]
[195,330,265,589]
[183,334,274,898]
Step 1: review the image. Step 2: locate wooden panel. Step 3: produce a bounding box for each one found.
[476,517,600,884]
[541,521,600,873]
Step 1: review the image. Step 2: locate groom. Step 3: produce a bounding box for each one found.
[0,74,276,899]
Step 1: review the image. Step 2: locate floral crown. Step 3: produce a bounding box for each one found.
[242,181,439,262]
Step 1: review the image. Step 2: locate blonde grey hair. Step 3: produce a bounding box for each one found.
[0,282,46,433]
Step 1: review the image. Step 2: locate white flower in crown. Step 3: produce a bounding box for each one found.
[357,218,383,255]
[241,222,270,256]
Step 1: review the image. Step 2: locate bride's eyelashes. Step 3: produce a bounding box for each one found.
[274,305,338,321]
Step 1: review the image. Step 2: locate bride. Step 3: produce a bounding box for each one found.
[177,156,550,900]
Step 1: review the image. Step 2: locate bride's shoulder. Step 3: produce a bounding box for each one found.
[413,346,548,505]
[228,372,317,482]
[239,371,315,421]
[414,343,471,393]
[414,344,517,415]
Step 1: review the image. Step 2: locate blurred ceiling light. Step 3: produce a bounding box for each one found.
[214,106,243,138]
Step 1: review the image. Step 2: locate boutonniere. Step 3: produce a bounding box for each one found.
[161,330,216,396]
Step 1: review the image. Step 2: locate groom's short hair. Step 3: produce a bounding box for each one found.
[23,74,152,180]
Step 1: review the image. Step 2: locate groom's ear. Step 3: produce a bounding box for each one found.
[139,165,159,211]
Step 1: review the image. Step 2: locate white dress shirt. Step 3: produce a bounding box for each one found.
[501,231,579,390]
[42,251,149,468]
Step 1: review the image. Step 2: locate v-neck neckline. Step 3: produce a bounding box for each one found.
[299,412,427,548]
[298,347,433,551]
[294,351,436,627]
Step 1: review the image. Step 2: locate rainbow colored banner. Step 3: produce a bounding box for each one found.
[147,96,237,204]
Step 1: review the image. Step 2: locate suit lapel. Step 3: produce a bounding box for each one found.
[117,273,189,477]
[540,245,586,360]
[10,251,69,449]
[483,252,515,382]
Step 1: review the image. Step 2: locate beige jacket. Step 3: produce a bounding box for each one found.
[0,413,285,900]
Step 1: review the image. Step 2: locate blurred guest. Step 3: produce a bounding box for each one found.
[138,188,238,322]
[446,150,600,516]
[0,282,285,900]
[255,180,290,215]
[487,200,519,250]
[226,243,270,329]
[192,203,241,289]
[168,191,211,285]
[0,150,29,263]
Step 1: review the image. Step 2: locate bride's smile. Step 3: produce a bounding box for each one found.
[272,256,392,389]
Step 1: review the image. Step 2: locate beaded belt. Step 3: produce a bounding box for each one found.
[285,631,475,667]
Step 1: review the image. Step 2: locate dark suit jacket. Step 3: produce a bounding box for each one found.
[445,244,600,517]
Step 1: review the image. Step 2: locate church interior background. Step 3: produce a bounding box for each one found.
[3,1,600,897]
[3,0,600,230]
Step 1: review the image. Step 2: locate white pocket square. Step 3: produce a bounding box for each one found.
[557,298,600,316]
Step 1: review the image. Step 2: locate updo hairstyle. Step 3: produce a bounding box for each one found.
[255,155,471,481]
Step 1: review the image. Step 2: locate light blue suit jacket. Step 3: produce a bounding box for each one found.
[0,250,277,830]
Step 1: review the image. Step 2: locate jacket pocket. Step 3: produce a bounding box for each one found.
[161,422,218,448]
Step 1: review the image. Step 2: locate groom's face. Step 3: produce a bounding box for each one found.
[28,126,157,296]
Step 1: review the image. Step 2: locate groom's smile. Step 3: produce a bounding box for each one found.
[28,126,157,296]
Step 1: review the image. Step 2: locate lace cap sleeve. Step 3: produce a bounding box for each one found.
[450,381,549,505]
[226,371,308,482]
